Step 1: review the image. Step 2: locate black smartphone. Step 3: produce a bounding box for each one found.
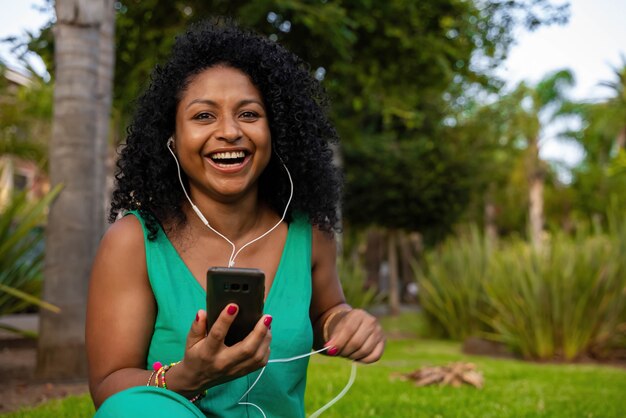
[206,267,265,346]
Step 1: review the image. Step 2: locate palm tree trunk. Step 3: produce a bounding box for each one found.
[529,174,544,248]
[364,228,384,290]
[37,0,114,378]
[95,1,116,237]
[528,136,544,250]
[387,229,400,316]
[484,182,498,243]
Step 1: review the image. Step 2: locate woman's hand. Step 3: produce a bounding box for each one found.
[167,304,272,396]
[324,308,385,364]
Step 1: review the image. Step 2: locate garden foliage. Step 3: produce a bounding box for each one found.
[416,216,626,361]
[0,185,61,336]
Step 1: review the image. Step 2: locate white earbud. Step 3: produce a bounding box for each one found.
[167,137,174,149]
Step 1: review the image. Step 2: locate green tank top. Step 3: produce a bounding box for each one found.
[129,211,313,417]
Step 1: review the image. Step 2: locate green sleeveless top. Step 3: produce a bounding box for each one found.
[129,211,314,417]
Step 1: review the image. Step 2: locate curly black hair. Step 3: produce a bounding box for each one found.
[109,20,342,239]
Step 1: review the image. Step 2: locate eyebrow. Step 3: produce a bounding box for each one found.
[185,98,265,110]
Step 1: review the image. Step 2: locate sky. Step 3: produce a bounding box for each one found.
[1,0,626,166]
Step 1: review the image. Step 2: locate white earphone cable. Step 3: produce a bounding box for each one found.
[309,362,357,418]
[167,138,293,267]
[168,139,354,416]
[237,346,357,418]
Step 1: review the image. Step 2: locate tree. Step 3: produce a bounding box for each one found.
[0,64,51,167]
[23,0,570,315]
[599,60,626,152]
[568,62,626,222]
[493,70,574,248]
[25,1,571,227]
[36,0,115,378]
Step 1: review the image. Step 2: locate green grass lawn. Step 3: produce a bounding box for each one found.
[307,339,626,417]
[4,313,626,417]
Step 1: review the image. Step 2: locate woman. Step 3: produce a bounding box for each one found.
[86,20,385,417]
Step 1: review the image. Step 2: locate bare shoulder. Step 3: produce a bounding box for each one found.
[99,213,144,253]
[89,214,148,294]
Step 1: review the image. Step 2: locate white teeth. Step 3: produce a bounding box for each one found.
[211,151,245,160]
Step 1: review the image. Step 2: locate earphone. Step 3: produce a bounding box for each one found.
[166,136,294,268]
[167,137,357,416]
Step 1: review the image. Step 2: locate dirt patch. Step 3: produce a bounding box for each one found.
[462,337,626,368]
[0,339,89,413]
[462,337,516,359]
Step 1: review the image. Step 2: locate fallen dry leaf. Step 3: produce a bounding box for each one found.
[392,362,484,389]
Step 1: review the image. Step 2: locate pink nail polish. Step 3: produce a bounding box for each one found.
[227,305,237,315]
[264,316,273,328]
[327,347,338,356]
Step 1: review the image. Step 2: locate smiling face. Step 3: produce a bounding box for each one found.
[173,65,272,203]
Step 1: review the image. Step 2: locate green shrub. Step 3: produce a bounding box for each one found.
[416,219,626,361]
[414,225,490,340]
[0,185,61,336]
[485,231,626,360]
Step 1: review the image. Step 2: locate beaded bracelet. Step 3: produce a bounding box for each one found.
[153,361,179,389]
[151,361,207,402]
[189,390,207,403]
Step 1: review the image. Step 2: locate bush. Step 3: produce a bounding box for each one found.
[414,225,490,340]
[0,185,61,336]
[484,231,625,360]
[416,219,626,361]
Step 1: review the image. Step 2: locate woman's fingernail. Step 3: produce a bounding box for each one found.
[195,312,199,322]
[264,316,273,328]
[327,346,338,356]
[227,305,237,315]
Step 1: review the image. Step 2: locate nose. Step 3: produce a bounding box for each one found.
[215,115,242,143]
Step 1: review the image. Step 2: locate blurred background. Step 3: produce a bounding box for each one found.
[1,0,625,416]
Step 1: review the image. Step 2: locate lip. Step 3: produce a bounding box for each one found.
[204,147,252,174]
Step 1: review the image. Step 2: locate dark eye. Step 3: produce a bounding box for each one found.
[240,111,259,120]
[193,112,214,121]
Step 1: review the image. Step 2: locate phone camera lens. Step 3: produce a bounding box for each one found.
[242,284,249,292]
[231,283,241,292]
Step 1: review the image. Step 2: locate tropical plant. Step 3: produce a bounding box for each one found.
[414,225,491,340]
[598,59,626,152]
[0,65,52,168]
[0,184,61,337]
[484,228,626,360]
[567,62,626,223]
[500,70,575,249]
[416,218,626,361]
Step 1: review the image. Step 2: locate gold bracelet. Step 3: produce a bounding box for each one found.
[322,308,351,342]
[146,369,157,387]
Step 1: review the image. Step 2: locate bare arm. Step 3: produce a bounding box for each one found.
[86,215,156,408]
[309,229,385,363]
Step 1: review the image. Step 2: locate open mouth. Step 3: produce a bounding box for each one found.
[208,150,249,167]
